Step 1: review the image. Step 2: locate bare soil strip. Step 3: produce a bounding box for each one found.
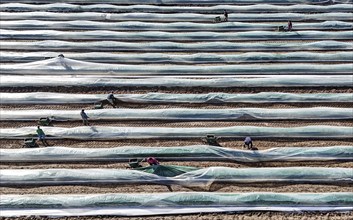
[2,139,351,149]
[1,161,352,170]
[3,212,353,220]
[1,102,353,110]
[1,120,352,129]
[1,184,351,195]
[1,86,352,94]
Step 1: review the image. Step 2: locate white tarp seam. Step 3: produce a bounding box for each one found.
[0,0,351,4]
[1,3,352,13]
[1,107,352,121]
[1,12,353,21]
[1,52,353,63]
[2,29,353,41]
[1,167,352,186]
[2,58,353,75]
[1,146,352,163]
[1,92,352,104]
[2,192,352,217]
[1,40,351,52]
[2,20,352,31]
[0,125,352,139]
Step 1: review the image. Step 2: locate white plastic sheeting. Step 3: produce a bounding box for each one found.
[1,92,352,104]
[3,76,352,87]
[176,167,353,186]
[2,58,352,75]
[1,40,351,52]
[0,168,163,186]
[1,146,352,163]
[0,126,352,140]
[3,29,353,41]
[1,107,352,121]
[3,20,352,31]
[2,3,352,13]
[2,192,352,217]
[2,52,353,63]
[1,167,352,186]
[0,92,102,104]
[0,0,351,5]
[2,12,353,22]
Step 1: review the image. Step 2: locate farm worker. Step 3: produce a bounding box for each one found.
[44,117,54,125]
[224,10,228,22]
[107,91,117,108]
[145,157,160,166]
[287,20,292,32]
[36,126,50,147]
[243,137,253,149]
[80,109,90,126]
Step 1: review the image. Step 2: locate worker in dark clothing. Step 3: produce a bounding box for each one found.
[287,20,292,32]
[224,10,228,22]
[36,126,50,147]
[80,109,90,126]
[243,137,253,150]
[107,91,117,108]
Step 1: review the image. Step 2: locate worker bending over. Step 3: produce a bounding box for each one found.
[286,21,292,31]
[80,109,90,126]
[36,126,50,147]
[107,91,117,108]
[145,157,160,166]
[224,10,228,22]
[243,137,253,150]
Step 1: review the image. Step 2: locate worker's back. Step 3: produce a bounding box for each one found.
[36,127,44,136]
[147,157,159,165]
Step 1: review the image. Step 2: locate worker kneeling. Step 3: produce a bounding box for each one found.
[278,21,292,32]
[128,157,160,169]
